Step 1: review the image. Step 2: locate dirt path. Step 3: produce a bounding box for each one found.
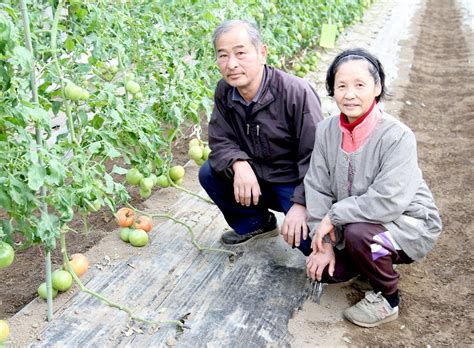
[290,0,473,346]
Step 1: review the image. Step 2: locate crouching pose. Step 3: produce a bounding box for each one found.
[199,20,323,247]
[304,48,442,327]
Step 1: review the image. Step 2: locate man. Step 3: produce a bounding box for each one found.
[199,20,323,250]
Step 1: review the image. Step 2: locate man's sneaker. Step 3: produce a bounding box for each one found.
[343,291,399,328]
[220,213,278,246]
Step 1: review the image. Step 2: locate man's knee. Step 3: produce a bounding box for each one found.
[198,160,213,189]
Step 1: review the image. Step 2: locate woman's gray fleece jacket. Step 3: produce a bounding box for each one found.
[304,111,442,261]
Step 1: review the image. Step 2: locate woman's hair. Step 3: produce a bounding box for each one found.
[325,48,386,102]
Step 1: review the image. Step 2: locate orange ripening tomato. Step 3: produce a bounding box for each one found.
[135,215,152,233]
[117,207,135,227]
[65,253,89,277]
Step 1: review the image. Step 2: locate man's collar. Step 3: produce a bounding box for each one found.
[232,67,267,106]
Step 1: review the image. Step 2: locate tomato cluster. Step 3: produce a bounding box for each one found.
[188,138,211,167]
[37,253,90,301]
[116,208,154,247]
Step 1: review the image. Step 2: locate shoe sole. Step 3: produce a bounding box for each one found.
[344,311,399,328]
[220,228,280,246]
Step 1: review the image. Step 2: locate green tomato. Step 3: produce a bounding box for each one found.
[126,168,143,185]
[139,187,151,198]
[64,83,83,101]
[202,146,211,160]
[0,241,14,270]
[194,158,205,166]
[52,270,73,292]
[0,320,9,343]
[188,145,203,161]
[79,88,90,100]
[169,165,185,182]
[156,174,170,188]
[129,229,149,247]
[125,80,140,95]
[134,92,143,100]
[140,177,154,191]
[109,65,119,74]
[149,173,158,186]
[189,138,200,148]
[119,227,131,242]
[37,282,58,300]
[124,72,135,82]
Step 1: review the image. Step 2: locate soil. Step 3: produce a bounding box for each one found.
[1,0,473,346]
[356,0,473,345]
[289,0,473,346]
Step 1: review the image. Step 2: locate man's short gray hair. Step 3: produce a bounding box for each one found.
[212,20,263,51]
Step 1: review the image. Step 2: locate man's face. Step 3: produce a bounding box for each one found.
[215,25,267,93]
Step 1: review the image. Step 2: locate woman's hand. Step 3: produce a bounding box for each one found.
[312,214,336,252]
[306,243,336,281]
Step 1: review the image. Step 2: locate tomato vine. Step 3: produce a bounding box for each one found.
[0,0,371,324]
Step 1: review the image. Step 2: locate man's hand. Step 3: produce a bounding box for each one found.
[306,243,335,281]
[232,161,261,206]
[282,203,308,247]
[311,214,336,253]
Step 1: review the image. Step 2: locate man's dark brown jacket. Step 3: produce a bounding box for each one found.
[208,65,323,205]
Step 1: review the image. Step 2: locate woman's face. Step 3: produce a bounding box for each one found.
[333,59,381,123]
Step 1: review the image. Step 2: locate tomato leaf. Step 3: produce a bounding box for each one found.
[111,165,128,175]
[46,158,65,186]
[11,46,32,73]
[0,188,11,210]
[36,212,59,251]
[27,163,46,191]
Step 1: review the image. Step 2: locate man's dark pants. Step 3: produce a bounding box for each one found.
[198,160,312,254]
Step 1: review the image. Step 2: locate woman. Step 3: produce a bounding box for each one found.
[304,48,442,327]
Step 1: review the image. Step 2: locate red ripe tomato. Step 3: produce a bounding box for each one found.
[135,216,152,233]
[117,207,134,227]
[64,253,89,277]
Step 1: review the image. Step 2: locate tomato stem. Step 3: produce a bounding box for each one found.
[169,180,215,205]
[50,0,79,146]
[59,229,184,329]
[126,204,236,256]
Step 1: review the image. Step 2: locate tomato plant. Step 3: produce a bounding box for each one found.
[135,216,152,233]
[116,208,135,227]
[0,0,369,323]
